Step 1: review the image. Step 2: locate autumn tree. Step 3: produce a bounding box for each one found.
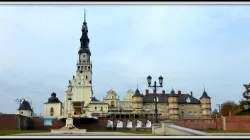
[221,101,239,116]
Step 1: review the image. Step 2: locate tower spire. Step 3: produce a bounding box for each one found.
[200,84,210,99]
[78,9,91,55]
[84,9,86,23]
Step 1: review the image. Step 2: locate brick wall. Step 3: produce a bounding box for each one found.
[173,119,217,130]
[30,116,250,131]
[2,113,250,131]
[0,115,218,131]
[27,118,108,130]
[216,118,222,130]
[0,114,18,130]
[225,116,250,131]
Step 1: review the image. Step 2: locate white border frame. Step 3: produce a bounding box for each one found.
[2,136,250,138]
[1,1,250,139]
[1,2,250,4]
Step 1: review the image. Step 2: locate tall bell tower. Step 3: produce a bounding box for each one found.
[72,9,93,107]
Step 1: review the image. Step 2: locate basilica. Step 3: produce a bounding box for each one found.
[42,12,212,121]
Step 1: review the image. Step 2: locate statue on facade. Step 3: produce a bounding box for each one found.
[67,80,73,93]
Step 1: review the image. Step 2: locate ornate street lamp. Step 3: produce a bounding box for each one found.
[159,76,163,86]
[216,104,223,114]
[147,75,152,86]
[147,75,163,124]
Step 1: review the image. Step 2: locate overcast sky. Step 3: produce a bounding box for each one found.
[0,4,250,115]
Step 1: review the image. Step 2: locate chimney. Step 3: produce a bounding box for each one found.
[178,90,181,97]
[190,91,193,96]
[162,90,165,96]
[145,89,149,96]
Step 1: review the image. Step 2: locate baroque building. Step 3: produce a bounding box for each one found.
[43,11,212,120]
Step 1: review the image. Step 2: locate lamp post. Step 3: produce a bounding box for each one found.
[147,75,163,124]
[15,98,25,130]
[216,104,223,114]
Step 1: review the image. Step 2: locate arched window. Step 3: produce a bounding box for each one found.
[101,107,103,111]
[88,66,91,70]
[50,107,54,113]
[86,76,88,79]
[95,107,97,110]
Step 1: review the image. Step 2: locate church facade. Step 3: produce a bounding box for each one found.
[43,12,212,120]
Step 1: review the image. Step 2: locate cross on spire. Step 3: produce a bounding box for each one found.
[84,9,86,23]
[203,84,206,91]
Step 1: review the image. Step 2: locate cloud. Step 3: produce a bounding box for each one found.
[0,5,250,114]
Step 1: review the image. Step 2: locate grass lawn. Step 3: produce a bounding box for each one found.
[87,129,152,134]
[201,130,250,133]
[0,130,50,136]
